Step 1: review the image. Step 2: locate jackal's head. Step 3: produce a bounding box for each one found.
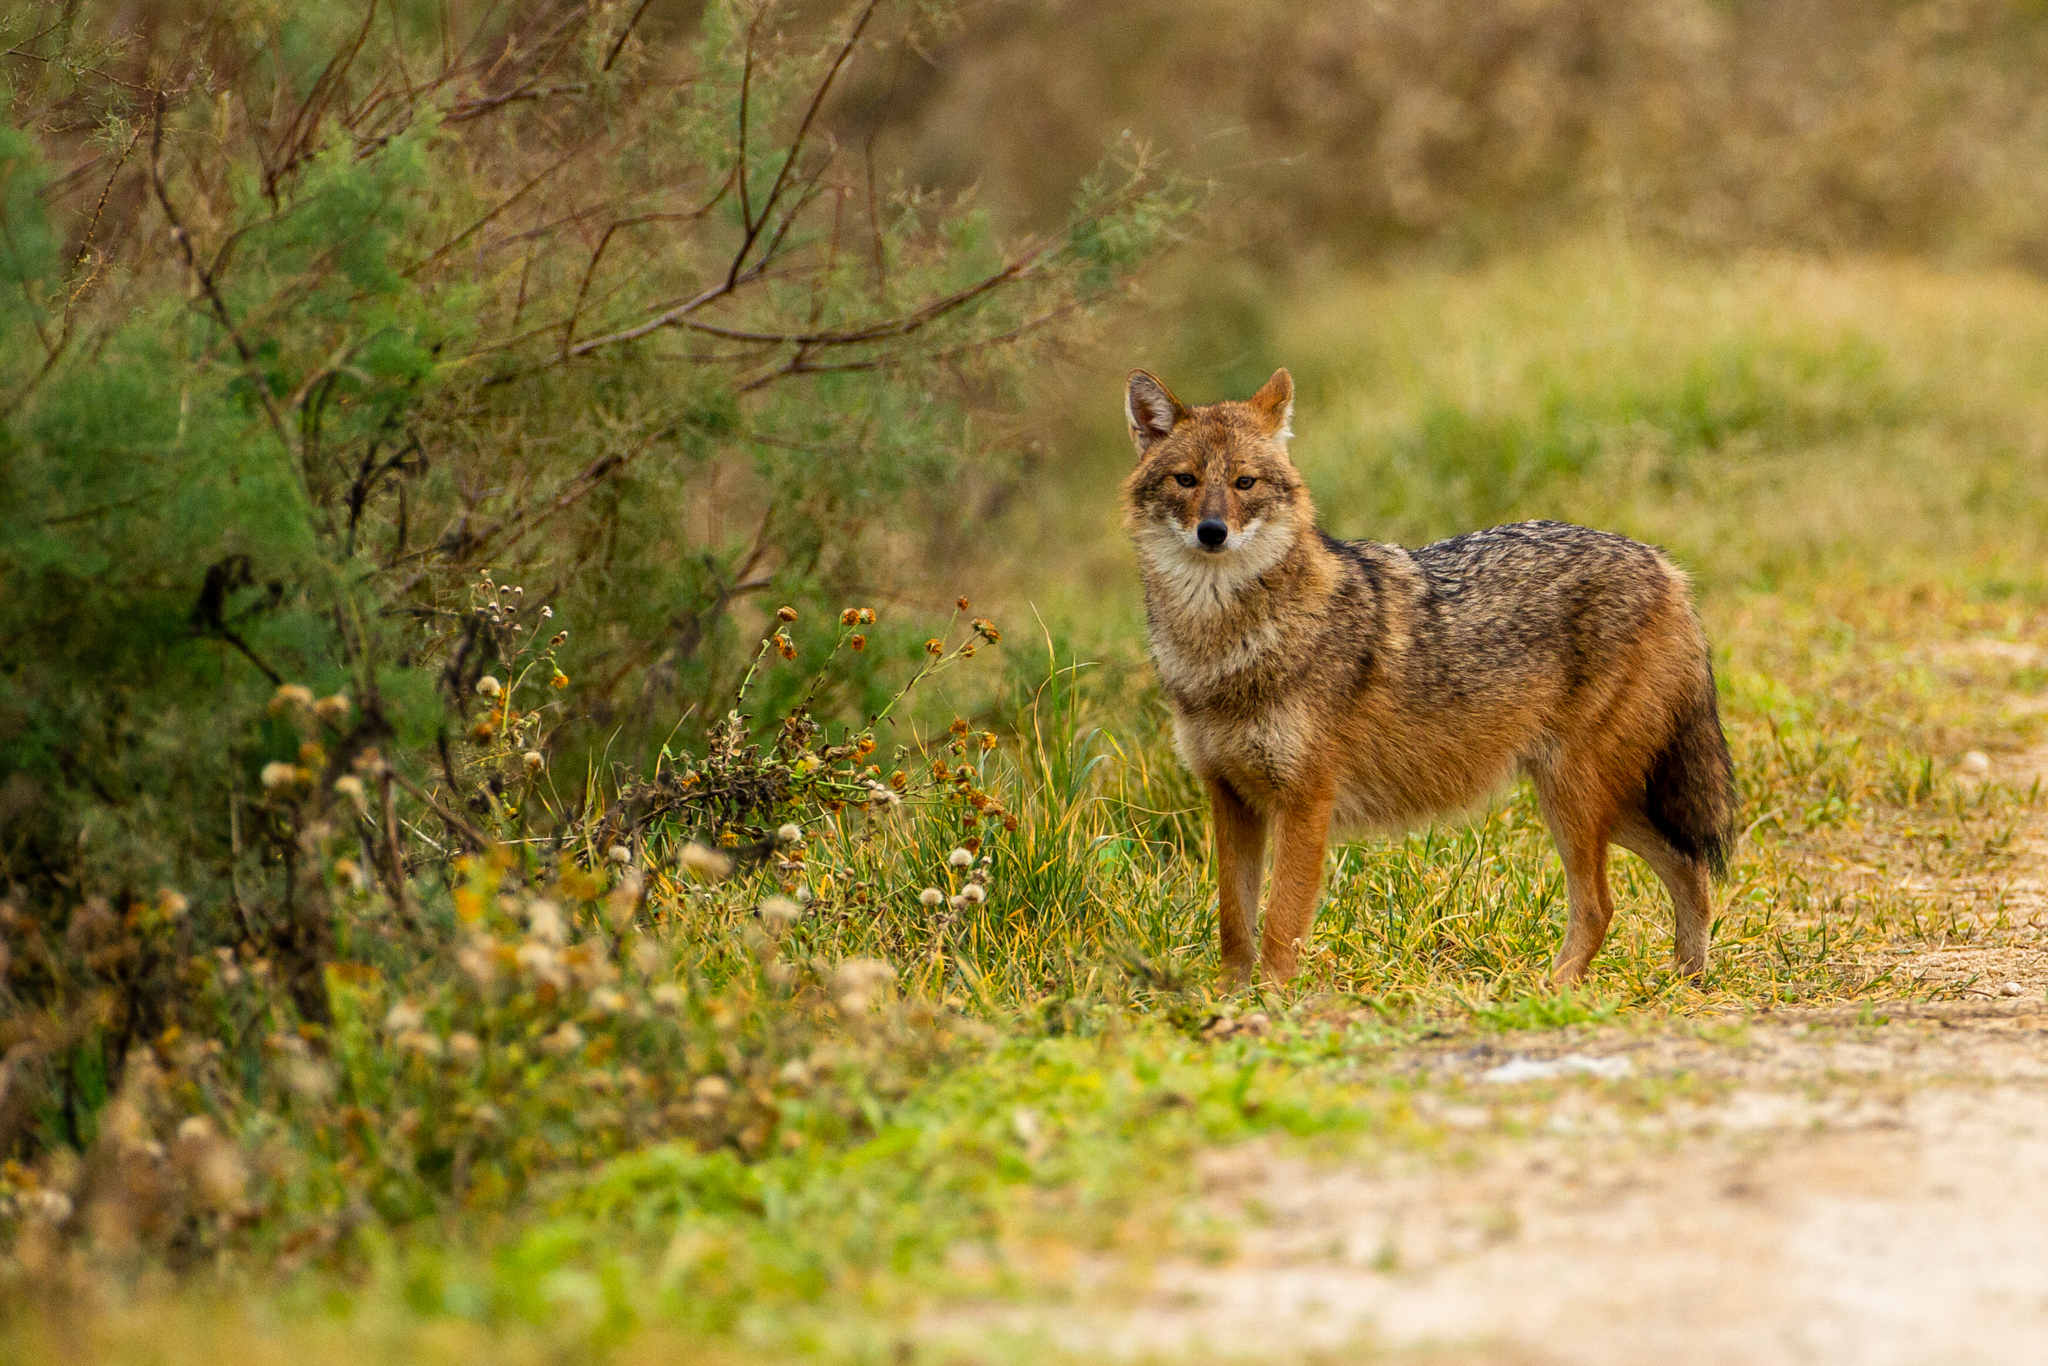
[1120,368,1310,602]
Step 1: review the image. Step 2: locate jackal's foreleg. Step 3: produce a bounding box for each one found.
[1260,783,1333,984]
[1207,775,1266,987]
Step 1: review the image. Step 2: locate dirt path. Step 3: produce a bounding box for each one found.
[954,1011,2048,1365]
[1145,1015,2048,1364]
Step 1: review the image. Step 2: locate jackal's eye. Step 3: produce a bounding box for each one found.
[1173,473,1198,488]
[1234,476,1256,490]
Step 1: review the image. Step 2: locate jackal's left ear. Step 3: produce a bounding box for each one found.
[1249,368,1294,445]
[1125,370,1187,457]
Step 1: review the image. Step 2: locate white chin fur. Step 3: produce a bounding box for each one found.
[1136,512,1293,616]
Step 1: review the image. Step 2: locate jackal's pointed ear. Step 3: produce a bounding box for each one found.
[1125,370,1187,457]
[1249,367,1294,445]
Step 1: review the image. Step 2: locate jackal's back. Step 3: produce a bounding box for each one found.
[1390,520,1681,710]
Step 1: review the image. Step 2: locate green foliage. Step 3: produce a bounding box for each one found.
[0,0,1184,1160]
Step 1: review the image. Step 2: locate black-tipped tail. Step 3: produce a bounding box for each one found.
[1644,671,1738,878]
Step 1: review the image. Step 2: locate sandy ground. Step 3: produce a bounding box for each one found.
[946,1009,2048,1365]
[1141,1015,2048,1365]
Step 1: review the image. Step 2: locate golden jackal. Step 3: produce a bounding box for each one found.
[1122,367,1737,987]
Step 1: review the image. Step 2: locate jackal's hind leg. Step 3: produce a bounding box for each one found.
[1207,776,1267,987]
[1615,817,1715,978]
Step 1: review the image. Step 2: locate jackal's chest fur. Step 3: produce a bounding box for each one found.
[1141,559,1325,804]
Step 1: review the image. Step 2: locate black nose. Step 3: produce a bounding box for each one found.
[1196,519,1228,550]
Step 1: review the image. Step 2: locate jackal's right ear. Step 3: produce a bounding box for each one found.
[1125,370,1187,457]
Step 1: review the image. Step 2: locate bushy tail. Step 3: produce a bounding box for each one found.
[1644,668,1739,878]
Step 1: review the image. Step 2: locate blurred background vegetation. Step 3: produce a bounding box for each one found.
[6,1,2048,1354]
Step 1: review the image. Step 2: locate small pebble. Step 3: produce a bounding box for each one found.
[1999,981,2028,998]
[1959,750,1992,777]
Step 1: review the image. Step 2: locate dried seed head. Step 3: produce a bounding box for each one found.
[760,896,801,932]
[383,1000,425,1034]
[526,898,567,946]
[832,958,897,994]
[607,844,631,865]
[776,605,798,623]
[313,693,352,724]
[476,675,502,697]
[681,842,733,881]
[962,883,986,904]
[333,774,368,812]
[956,596,970,610]
[523,750,545,773]
[948,847,974,868]
[260,761,299,791]
[919,886,944,907]
[448,1032,481,1065]
[777,822,803,845]
[268,683,315,716]
[692,1075,731,1102]
[650,982,684,1012]
[539,1022,585,1057]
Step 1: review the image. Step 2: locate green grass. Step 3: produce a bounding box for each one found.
[11,240,2048,1362]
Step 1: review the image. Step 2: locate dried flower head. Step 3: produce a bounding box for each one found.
[268,683,315,716]
[760,896,802,932]
[539,1022,586,1057]
[313,693,352,724]
[924,638,944,656]
[777,822,803,845]
[383,1000,425,1034]
[692,1075,731,1102]
[607,844,632,865]
[961,883,986,904]
[260,761,300,791]
[850,633,866,651]
[956,596,970,611]
[776,605,799,623]
[948,847,974,868]
[526,899,567,946]
[523,750,546,773]
[333,774,368,812]
[832,958,897,995]
[972,618,1001,643]
[840,607,860,626]
[680,842,734,881]
[650,983,684,1012]
[919,886,944,907]
[476,675,502,698]
[448,1032,482,1065]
